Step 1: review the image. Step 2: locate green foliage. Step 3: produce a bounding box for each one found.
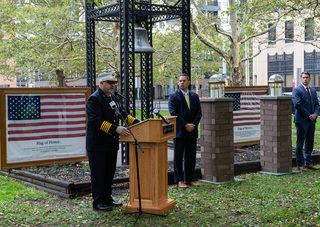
[3,0,320,88]
[0,0,121,85]
[0,0,87,83]
[191,35,221,80]
[152,27,182,86]
[152,24,221,92]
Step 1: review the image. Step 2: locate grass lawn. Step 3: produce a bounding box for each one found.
[1,169,320,226]
[134,109,170,119]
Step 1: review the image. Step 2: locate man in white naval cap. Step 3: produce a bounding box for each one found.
[86,71,140,211]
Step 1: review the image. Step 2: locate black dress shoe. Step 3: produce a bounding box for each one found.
[93,203,113,211]
[109,198,122,207]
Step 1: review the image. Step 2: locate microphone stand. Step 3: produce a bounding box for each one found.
[113,104,166,226]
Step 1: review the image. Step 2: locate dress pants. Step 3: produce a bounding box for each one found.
[173,137,197,183]
[87,150,118,206]
[295,121,316,166]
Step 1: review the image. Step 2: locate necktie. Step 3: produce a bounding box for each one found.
[185,92,190,109]
[307,87,311,99]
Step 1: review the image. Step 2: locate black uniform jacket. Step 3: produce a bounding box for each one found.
[86,88,139,152]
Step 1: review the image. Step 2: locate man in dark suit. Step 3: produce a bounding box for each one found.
[168,73,202,188]
[86,72,140,211]
[293,71,319,171]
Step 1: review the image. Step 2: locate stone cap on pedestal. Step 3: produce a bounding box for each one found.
[259,95,293,101]
[200,97,235,103]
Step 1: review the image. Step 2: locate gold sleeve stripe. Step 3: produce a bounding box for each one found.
[100,121,112,133]
[126,115,135,126]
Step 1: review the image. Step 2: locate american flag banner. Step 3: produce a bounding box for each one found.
[6,93,87,163]
[225,90,268,143]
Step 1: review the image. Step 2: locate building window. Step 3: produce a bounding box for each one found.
[268,23,276,45]
[208,0,218,6]
[285,20,294,43]
[304,50,320,87]
[305,18,314,41]
[268,52,294,87]
[207,11,218,20]
[159,22,165,29]
[199,0,206,6]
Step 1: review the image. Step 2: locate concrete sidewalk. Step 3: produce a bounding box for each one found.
[135,100,169,111]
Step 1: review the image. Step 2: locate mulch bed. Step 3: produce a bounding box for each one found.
[17,145,320,183]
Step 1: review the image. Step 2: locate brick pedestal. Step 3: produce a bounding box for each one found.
[260,96,293,173]
[200,98,234,182]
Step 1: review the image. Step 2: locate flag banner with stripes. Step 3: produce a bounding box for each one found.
[6,93,87,163]
[225,90,267,143]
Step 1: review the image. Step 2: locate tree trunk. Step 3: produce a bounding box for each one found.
[56,69,66,87]
[230,63,244,86]
[161,84,165,99]
[229,0,244,86]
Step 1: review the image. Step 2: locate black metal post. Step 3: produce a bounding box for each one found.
[85,2,96,93]
[84,0,191,166]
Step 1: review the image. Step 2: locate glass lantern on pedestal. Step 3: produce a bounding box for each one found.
[268,74,284,96]
[208,74,225,98]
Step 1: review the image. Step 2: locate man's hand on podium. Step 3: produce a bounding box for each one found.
[116,126,130,136]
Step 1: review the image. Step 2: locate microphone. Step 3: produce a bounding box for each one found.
[114,92,129,101]
[153,109,170,124]
[109,101,120,116]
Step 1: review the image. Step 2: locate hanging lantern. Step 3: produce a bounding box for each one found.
[134,25,155,53]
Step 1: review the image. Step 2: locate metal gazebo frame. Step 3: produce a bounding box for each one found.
[85,0,191,164]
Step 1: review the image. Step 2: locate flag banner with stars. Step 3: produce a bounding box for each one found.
[8,96,41,120]
[225,90,267,143]
[6,93,87,164]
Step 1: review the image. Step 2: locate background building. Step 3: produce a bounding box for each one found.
[253,17,320,91]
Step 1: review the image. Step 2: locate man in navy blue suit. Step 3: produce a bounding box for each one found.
[168,73,202,188]
[293,71,319,171]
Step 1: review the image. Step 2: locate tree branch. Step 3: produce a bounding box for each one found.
[190,14,230,62]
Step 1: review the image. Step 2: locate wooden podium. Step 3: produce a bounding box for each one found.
[120,116,177,214]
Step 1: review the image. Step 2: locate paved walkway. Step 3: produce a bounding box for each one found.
[135,100,169,111]
[116,144,201,166]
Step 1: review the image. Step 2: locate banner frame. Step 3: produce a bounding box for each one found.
[225,86,269,147]
[0,87,90,169]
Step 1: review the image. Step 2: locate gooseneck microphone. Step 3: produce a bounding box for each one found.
[114,92,129,101]
[153,109,170,124]
[109,101,120,116]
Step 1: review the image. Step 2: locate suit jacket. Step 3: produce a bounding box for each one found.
[86,88,139,152]
[168,89,202,138]
[292,84,319,123]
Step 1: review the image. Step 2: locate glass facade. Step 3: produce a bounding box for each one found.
[285,20,294,43]
[267,51,320,88]
[305,18,314,41]
[268,52,294,87]
[304,50,320,86]
[268,23,276,45]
